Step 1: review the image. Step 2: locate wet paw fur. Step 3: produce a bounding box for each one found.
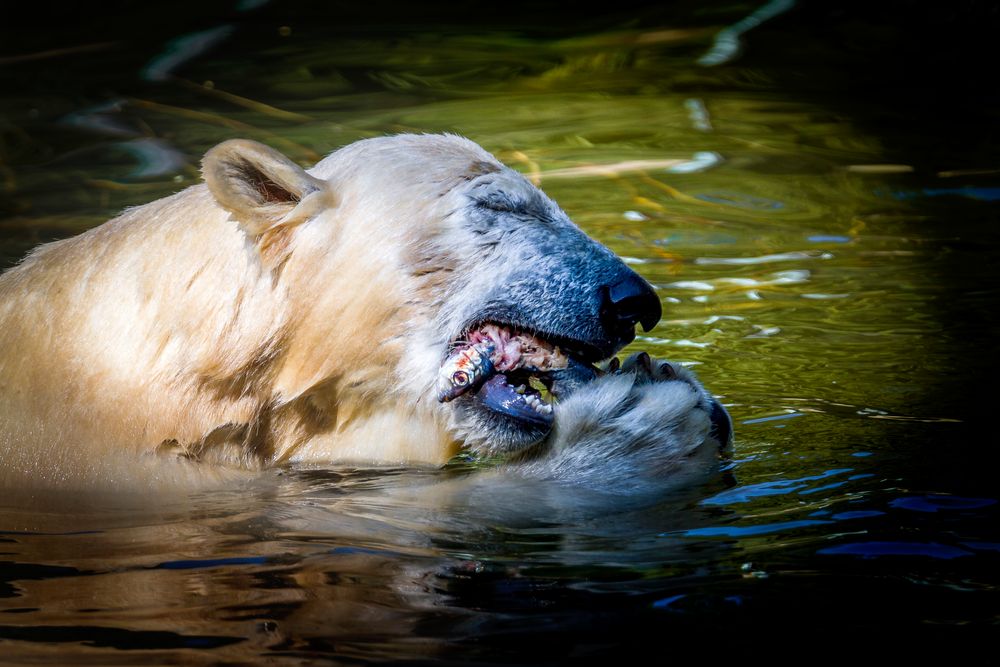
[511,354,731,494]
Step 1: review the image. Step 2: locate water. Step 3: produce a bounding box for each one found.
[2,1,999,660]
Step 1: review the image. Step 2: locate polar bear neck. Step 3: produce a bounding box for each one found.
[0,178,456,478]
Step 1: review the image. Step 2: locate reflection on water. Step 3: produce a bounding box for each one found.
[2,0,999,660]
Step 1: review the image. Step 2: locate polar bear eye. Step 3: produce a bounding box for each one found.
[475,194,521,214]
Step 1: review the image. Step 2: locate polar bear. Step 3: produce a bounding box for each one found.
[0,134,730,491]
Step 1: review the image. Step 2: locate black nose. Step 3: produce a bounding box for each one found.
[601,273,662,342]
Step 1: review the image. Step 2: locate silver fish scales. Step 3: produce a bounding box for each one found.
[436,342,496,402]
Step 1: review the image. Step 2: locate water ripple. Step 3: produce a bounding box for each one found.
[700,468,853,506]
[889,496,997,513]
[695,251,832,265]
[818,542,974,560]
[682,519,832,538]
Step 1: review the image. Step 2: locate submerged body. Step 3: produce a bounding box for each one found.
[0,134,729,491]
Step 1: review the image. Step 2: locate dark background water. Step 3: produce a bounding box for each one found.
[1,0,999,660]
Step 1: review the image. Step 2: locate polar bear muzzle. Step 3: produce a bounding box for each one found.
[433,158,667,457]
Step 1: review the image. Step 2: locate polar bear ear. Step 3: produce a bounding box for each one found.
[202,139,330,235]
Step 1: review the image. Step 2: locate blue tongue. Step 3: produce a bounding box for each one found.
[477,375,553,426]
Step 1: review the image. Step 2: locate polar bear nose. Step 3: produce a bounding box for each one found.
[601,273,662,337]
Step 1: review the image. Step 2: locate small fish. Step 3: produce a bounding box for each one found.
[437,342,496,402]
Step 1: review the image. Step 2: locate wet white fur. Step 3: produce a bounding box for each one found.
[0,134,723,492]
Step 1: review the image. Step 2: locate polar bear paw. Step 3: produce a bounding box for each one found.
[511,352,732,493]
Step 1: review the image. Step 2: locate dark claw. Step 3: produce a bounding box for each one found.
[709,399,733,450]
[636,351,652,374]
[619,351,655,380]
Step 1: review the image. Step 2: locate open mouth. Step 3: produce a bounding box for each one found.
[437,323,601,428]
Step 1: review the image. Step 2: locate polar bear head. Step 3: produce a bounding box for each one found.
[202,134,662,461]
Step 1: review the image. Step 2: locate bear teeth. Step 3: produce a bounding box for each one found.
[524,394,552,415]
